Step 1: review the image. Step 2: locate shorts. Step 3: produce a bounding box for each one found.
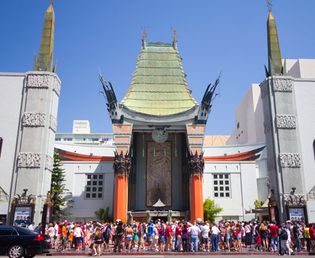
[202,237,209,244]
[159,236,165,244]
[75,237,82,244]
[126,236,132,241]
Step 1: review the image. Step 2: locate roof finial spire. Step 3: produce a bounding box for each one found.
[172,28,177,49]
[50,0,53,5]
[141,27,147,49]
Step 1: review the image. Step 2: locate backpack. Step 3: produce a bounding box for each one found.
[279,228,288,240]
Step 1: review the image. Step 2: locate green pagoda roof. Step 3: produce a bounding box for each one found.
[121,42,197,116]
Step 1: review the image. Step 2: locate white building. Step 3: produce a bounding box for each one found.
[0,3,60,224]
[55,121,264,222]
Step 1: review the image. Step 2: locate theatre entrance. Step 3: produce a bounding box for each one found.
[128,132,189,219]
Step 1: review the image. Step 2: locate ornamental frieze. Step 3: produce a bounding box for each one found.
[272,78,293,92]
[279,153,301,168]
[22,112,46,127]
[283,193,306,207]
[114,151,131,176]
[276,114,296,129]
[17,152,41,168]
[27,74,51,88]
[188,152,204,174]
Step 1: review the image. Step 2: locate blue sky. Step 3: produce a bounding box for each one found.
[1,0,314,135]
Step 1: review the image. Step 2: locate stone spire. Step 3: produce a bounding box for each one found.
[267,9,283,76]
[34,1,55,72]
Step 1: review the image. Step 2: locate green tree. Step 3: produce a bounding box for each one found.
[95,207,112,222]
[203,198,222,223]
[51,152,72,220]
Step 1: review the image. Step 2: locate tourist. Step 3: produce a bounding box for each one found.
[259,222,269,251]
[73,223,84,251]
[165,222,172,251]
[304,223,311,252]
[152,223,159,251]
[146,221,154,251]
[125,224,133,252]
[157,222,166,252]
[244,222,252,248]
[224,222,231,252]
[269,221,279,252]
[175,222,183,251]
[211,223,220,252]
[201,222,210,251]
[92,227,103,256]
[309,223,315,255]
[47,223,56,249]
[181,222,189,252]
[113,220,124,252]
[137,222,146,251]
[189,221,201,252]
[102,223,111,252]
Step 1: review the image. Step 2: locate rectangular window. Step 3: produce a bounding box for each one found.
[213,173,231,198]
[85,174,104,199]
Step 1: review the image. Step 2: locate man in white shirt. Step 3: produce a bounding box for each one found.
[188,221,201,252]
[211,223,220,252]
[201,222,210,251]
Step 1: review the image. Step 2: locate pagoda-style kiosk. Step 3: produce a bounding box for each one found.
[101,36,218,222]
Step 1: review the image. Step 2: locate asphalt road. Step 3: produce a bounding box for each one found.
[36,255,311,258]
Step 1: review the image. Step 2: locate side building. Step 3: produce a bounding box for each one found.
[0,2,61,224]
[227,6,315,223]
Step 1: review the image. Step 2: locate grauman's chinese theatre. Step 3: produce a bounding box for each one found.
[100,37,219,222]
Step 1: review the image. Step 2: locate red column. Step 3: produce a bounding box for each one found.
[114,174,128,222]
[190,173,204,221]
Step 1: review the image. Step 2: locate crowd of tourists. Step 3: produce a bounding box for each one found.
[27,219,315,255]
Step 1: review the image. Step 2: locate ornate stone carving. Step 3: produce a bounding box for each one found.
[11,189,36,205]
[49,115,57,132]
[188,152,204,174]
[283,193,306,207]
[45,155,53,171]
[27,74,50,88]
[273,78,293,92]
[114,151,131,176]
[307,186,315,200]
[279,153,301,168]
[22,112,46,127]
[17,152,41,168]
[276,115,296,129]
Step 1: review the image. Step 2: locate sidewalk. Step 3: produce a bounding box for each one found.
[46,249,311,256]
